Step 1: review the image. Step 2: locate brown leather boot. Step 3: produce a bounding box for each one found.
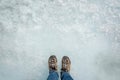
[48,55,58,71]
[61,56,71,72]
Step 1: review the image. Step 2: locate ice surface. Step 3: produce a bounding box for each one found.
[0,0,120,80]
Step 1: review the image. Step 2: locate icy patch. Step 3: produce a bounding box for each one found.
[0,0,120,80]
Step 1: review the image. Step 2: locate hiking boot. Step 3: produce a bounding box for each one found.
[48,55,57,71]
[61,56,71,72]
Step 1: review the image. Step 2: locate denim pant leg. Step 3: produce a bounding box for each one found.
[47,70,59,80]
[61,72,73,80]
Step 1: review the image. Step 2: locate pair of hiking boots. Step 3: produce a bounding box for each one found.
[48,55,71,72]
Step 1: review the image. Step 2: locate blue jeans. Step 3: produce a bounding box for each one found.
[47,70,73,80]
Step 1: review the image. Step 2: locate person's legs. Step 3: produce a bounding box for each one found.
[47,70,59,80]
[47,55,59,80]
[61,56,73,80]
[61,72,73,80]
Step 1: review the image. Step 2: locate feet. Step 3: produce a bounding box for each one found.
[61,56,71,72]
[48,55,58,71]
[48,55,73,80]
[48,55,71,72]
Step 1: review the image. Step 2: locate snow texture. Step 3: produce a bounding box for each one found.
[0,0,120,80]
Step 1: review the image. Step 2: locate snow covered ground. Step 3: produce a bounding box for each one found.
[0,0,120,80]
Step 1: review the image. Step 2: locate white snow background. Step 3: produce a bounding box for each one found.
[0,0,120,80]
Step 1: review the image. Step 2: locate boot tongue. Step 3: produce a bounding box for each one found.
[51,63,55,67]
[63,64,67,68]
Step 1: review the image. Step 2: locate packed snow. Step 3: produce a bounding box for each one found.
[0,0,120,80]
